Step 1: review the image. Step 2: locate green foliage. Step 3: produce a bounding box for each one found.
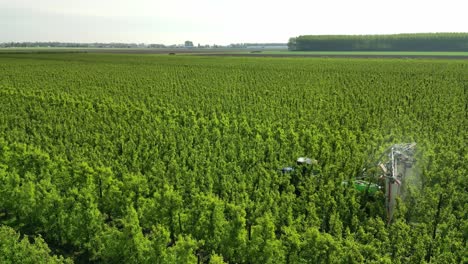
[0,225,72,264]
[208,252,227,264]
[0,53,466,263]
[289,33,468,51]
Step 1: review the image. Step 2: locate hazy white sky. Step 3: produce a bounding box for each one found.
[0,0,467,45]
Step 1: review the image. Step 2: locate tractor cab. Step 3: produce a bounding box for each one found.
[297,157,311,165]
[296,157,317,166]
[281,157,318,174]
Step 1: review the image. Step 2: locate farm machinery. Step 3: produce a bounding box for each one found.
[282,142,417,222]
[373,142,417,222]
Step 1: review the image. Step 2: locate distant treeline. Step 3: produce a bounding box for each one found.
[0,42,166,48]
[229,43,287,48]
[288,33,468,51]
[0,42,288,49]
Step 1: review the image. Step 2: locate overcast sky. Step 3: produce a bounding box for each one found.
[0,0,467,45]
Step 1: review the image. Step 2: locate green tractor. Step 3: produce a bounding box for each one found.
[341,179,381,194]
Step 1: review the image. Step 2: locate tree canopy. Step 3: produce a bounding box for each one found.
[0,53,466,263]
[288,33,468,51]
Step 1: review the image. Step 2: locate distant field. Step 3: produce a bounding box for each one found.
[0,48,468,60]
[197,50,468,59]
[2,47,468,59]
